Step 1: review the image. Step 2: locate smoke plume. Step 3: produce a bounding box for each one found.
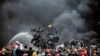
[0,0,96,45]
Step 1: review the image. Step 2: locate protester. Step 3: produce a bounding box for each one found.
[16,47,22,56]
[27,47,34,56]
[2,40,99,56]
[22,45,28,56]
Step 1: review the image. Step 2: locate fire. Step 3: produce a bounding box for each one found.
[48,24,52,28]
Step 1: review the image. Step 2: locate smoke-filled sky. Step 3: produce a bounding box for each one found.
[0,0,100,47]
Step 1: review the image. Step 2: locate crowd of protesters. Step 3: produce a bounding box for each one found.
[0,40,100,56]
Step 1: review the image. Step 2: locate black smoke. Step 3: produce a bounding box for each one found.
[0,0,100,48]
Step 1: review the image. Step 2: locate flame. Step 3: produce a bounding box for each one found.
[48,24,52,28]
